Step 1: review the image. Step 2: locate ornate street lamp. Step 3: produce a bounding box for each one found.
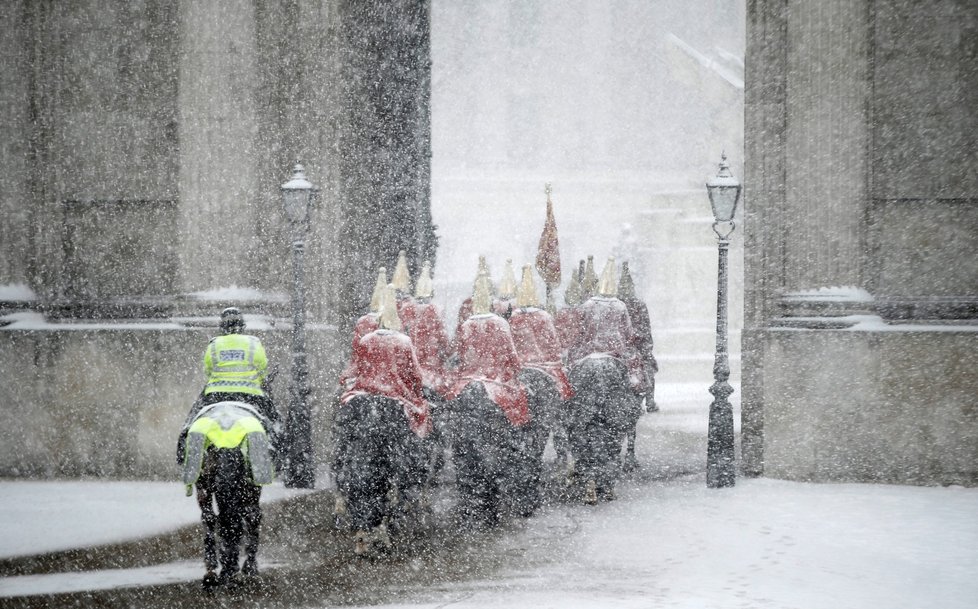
[281,162,318,489]
[705,152,741,489]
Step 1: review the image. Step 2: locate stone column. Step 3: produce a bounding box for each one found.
[782,0,871,292]
[743,0,789,476]
[177,0,262,295]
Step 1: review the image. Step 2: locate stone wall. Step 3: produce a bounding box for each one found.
[761,328,978,485]
[0,323,344,479]
[743,0,978,484]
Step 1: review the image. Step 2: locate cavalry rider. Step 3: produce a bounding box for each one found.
[402,260,454,398]
[618,261,659,413]
[401,260,455,484]
[508,264,575,513]
[444,270,532,526]
[181,400,274,588]
[555,264,585,350]
[566,257,644,504]
[335,283,432,555]
[339,267,387,389]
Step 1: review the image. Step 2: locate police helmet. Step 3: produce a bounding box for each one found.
[220,307,245,334]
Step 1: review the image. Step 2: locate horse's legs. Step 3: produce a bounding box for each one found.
[623,426,638,472]
[241,486,262,575]
[196,483,219,575]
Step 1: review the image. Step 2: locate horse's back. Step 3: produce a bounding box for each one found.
[568,355,640,433]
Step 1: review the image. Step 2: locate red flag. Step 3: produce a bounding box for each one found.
[535,189,561,287]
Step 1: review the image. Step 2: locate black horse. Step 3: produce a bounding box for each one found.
[181,402,274,589]
[447,382,540,528]
[565,356,642,503]
[518,367,566,509]
[332,394,432,555]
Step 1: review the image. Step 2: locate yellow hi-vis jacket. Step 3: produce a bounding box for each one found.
[181,402,274,495]
[203,333,268,396]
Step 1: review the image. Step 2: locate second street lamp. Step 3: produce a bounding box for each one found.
[281,162,318,489]
[705,152,741,489]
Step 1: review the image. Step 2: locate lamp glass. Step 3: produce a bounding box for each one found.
[706,154,742,222]
[282,188,310,224]
[281,163,317,225]
[707,183,741,222]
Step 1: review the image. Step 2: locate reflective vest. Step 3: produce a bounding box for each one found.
[181,402,274,493]
[203,333,267,396]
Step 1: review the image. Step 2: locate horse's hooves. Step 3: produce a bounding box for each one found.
[202,571,219,591]
[583,480,599,505]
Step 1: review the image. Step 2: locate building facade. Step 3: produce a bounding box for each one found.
[743,0,978,484]
[0,0,433,478]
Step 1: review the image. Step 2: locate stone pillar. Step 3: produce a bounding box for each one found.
[0,1,32,288]
[783,0,871,291]
[333,0,434,327]
[743,0,788,476]
[177,0,262,294]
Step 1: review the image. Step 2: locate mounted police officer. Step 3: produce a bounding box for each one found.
[179,307,280,468]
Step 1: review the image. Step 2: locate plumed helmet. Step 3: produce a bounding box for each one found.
[415,260,434,299]
[379,283,403,331]
[497,259,518,299]
[597,256,618,297]
[565,267,582,306]
[391,250,412,295]
[617,261,636,300]
[369,267,388,313]
[472,270,493,316]
[220,307,245,334]
[516,264,540,308]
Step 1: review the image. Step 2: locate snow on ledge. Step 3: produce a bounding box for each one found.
[0,283,37,301]
[782,286,874,302]
[0,312,187,331]
[188,286,288,302]
[773,314,978,332]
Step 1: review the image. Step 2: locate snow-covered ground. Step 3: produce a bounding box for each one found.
[2,383,976,607]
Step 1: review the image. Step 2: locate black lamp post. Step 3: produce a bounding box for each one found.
[281,162,318,489]
[705,152,742,489]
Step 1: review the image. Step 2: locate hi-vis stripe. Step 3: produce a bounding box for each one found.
[208,379,262,390]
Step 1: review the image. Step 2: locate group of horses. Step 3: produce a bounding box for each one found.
[332,351,648,556]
